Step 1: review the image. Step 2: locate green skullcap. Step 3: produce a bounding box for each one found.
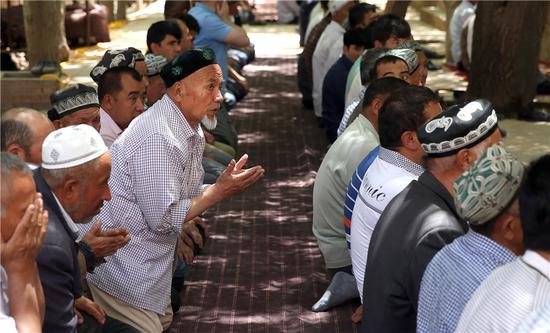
[454,144,525,226]
[160,48,217,88]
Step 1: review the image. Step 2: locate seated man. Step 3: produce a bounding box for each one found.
[345,14,412,108]
[1,108,54,169]
[456,153,550,332]
[418,144,524,333]
[0,152,48,333]
[312,0,355,119]
[48,84,101,132]
[96,67,145,147]
[144,53,168,105]
[337,47,417,136]
[84,49,264,332]
[147,20,182,61]
[322,27,367,142]
[350,85,441,308]
[311,77,408,312]
[36,125,135,333]
[361,99,502,332]
[173,13,200,52]
[48,86,131,277]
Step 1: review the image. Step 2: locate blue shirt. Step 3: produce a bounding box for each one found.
[190,3,232,82]
[417,229,516,333]
[322,54,353,143]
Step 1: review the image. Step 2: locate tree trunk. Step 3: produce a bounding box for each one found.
[23,0,68,68]
[384,1,410,18]
[102,0,115,22]
[540,6,550,62]
[116,0,129,21]
[444,1,461,65]
[465,1,549,117]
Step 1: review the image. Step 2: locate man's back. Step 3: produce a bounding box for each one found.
[361,171,467,333]
[312,115,378,269]
[190,3,231,80]
[34,170,81,333]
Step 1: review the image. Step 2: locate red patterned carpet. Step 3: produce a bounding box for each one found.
[168,55,360,333]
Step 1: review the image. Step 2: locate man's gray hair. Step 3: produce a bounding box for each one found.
[1,152,32,215]
[1,107,48,154]
[41,157,100,189]
[0,119,32,153]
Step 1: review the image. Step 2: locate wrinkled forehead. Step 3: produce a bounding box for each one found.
[186,64,223,83]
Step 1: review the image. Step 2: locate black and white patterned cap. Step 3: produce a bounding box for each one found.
[90,47,145,82]
[418,99,499,157]
[384,48,419,74]
[48,84,99,121]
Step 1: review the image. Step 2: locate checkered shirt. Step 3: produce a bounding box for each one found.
[85,94,205,314]
[417,229,516,333]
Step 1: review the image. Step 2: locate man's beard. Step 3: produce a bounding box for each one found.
[201,115,218,130]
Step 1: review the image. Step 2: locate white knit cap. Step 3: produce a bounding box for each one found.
[42,124,108,170]
[329,0,350,14]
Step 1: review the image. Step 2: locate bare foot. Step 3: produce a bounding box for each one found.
[351,305,363,324]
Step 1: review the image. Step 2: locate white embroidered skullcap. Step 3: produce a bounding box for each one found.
[42,124,108,170]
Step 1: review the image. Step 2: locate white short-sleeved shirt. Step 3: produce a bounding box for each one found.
[350,148,424,300]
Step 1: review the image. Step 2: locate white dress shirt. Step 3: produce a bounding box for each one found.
[456,250,550,332]
[449,0,476,65]
[312,20,345,117]
[0,267,18,333]
[99,107,122,148]
[350,148,423,300]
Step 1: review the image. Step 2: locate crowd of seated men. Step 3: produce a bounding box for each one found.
[0,1,265,332]
[304,1,550,332]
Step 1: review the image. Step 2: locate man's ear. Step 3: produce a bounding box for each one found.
[150,42,161,54]
[456,148,477,172]
[6,144,27,161]
[61,178,80,202]
[171,81,186,102]
[400,131,419,150]
[371,97,384,116]
[53,119,63,129]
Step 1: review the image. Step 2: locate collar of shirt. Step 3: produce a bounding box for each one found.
[521,250,550,281]
[379,147,424,176]
[341,54,353,70]
[328,20,346,33]
[194,2,214,15]
[52,192,80,239]
[462,229,516,263]
[161,94,203,140]
[100,107,123,137]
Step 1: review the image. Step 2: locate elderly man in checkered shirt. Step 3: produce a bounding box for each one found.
[81,48,264,333]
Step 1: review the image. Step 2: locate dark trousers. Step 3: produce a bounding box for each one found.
[78,312,140,333]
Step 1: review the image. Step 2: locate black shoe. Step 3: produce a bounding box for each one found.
[519,108,550,122]
[423,48,445,59]
[426,60,441,71]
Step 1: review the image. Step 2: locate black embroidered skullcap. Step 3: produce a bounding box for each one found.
[90,47,145,82]
[160,48,217,88]
[418,99,499,157]
[48,84,99,121]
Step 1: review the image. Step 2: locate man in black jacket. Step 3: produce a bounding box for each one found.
[35,124,135,333]
[361,99,502,333]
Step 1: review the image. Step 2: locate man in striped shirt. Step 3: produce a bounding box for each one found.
[456,154,550,332]
[417,145,525,333]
